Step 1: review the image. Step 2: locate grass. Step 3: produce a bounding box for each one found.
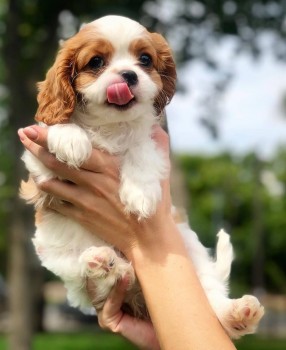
[0,333,285,349]
[235,335,286,350]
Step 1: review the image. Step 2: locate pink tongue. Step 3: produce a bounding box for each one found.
[107,82,134,106]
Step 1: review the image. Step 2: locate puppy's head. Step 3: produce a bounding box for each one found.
[35,15,176,126]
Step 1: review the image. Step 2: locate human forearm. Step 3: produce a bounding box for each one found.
[129,219,236,350]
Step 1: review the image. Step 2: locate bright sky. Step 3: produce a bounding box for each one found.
[167,36,286,159]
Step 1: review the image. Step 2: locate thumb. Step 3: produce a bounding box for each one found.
[18,125,48,148]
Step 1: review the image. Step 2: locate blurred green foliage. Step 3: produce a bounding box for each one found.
[1,333,286,350]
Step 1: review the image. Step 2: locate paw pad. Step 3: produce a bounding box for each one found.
[228,295,264,338]
[79,247,117,278]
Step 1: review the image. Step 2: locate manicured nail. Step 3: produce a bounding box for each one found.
[18,128,26,142]
[23,126,38,140]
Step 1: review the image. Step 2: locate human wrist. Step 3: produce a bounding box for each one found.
[126,213,188,268]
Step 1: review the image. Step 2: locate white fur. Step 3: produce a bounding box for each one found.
[22,15,264,338]
[48,124,92,168]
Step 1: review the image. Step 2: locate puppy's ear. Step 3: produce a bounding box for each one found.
[35,45,76,125]
[151,33,177,115]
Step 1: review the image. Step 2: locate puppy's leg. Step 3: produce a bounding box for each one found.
[210,230,264,338]
[79,246,135,310]
[120,140,167,218]
[190,229,264,339]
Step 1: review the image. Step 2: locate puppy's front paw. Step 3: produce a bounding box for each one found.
[48,124,92,168]
[119,180,161,218]
[223,295,264,339]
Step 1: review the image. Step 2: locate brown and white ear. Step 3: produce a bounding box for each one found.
[151,33,177,116]
[35,46,76,125]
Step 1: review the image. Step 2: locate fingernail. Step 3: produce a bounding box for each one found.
[18,128,26,142]
[23,126,38,140]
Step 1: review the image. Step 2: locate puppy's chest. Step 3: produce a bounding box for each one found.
[87,126,148,155]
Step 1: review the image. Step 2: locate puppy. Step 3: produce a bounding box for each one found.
[21,15,264,338]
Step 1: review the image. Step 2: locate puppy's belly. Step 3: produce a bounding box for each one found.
[33,210,107,279]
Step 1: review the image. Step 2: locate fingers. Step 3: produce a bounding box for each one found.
[40,171,119,209]
[19,129,87,184]
[18,127,50,160]
[91,277,161,350]
[19,131,87,184]
[81,149,120,178]
[19,125,48,148]
[40,179,82,206]
[101,276,130,319]
[87,276,130,333]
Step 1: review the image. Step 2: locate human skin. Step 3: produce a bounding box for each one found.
[18,125,236,350]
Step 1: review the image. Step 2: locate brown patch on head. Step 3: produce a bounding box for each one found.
[35,43,76,125]
[129,32,176,116]
[129,37,158,65]
[73,37,114,92]
[129,36,163,90]
[35,24,114,125]
[149,33,176,115]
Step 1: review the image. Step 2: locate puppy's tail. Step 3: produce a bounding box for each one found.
[214,229,234,282]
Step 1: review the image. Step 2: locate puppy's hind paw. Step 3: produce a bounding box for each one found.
[79,246,118,279]
[224,295,264,339]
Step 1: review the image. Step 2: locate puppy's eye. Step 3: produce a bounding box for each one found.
[139,53,152,67]
[88,56,105,69]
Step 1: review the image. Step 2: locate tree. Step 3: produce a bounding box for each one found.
[145,0,286,136]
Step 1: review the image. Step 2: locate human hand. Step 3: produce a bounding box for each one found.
[87,276,160,350]
[18,125,172,259]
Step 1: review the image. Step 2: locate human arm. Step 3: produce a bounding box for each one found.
[18,125,236,350]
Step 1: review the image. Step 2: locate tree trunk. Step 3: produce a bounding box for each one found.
[7,215,34,350]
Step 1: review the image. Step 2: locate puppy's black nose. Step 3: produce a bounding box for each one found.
[121,70,138,86]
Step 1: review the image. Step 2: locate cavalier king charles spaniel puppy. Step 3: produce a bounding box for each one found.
[21,15,264,338]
